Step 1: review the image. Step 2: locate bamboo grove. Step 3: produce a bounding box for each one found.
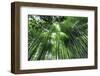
[28,15,88,60]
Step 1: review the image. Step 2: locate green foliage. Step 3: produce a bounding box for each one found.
[28,15,88,60]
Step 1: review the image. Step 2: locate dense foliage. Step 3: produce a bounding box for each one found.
[28,15,88,60]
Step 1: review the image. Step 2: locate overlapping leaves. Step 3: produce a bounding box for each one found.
[28,15,88,60]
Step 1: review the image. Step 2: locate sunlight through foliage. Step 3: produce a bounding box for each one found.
[28,15,88,61]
